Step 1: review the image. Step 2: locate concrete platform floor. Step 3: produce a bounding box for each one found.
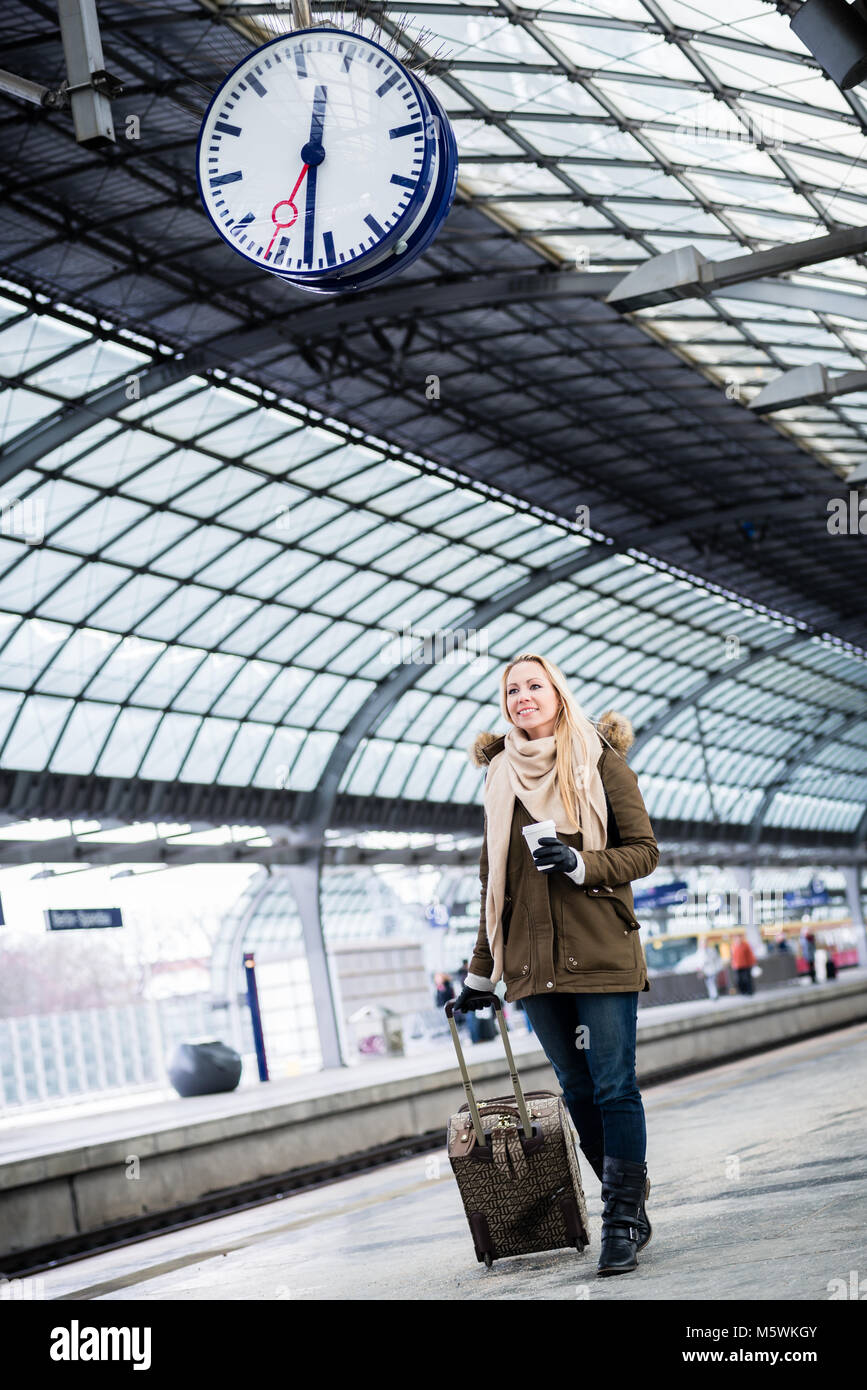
[37,1020,867,1303]
[4,976,853,1164]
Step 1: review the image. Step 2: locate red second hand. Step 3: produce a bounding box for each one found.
[265,164,310,258]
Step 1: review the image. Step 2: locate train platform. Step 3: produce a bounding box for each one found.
[1,972,865,1269]
[23,1019,867,1302]
[1,972,864,1166]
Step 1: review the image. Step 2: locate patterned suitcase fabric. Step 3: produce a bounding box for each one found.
[447,1089,591,1263]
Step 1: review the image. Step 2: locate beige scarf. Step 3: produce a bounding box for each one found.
[482,723,608,985]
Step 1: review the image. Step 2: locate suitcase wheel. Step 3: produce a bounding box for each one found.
[483,1252,493,1268]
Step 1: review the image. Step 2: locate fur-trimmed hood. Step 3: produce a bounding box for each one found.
[468,710,635,768]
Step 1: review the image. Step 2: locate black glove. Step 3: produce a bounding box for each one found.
[532,836,578,874]
[453,984,493,1012]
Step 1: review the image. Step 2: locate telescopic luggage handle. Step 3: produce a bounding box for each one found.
[445,994,533,1146]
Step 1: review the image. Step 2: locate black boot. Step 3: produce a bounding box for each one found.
[596,1155,648,1277]
[582,1146,652,1252]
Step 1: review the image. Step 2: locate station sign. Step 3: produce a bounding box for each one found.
[45,908,124,931]
[633,880,689,910]
[783,880,829,911]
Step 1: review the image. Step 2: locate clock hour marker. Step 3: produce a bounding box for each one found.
[390,173,416,189]
[342,49,354,72]
[323,231,336,266]
[214,121,242,137]
[295,48,307,78]
[365,214,386,238]
[232,212,255,237]
[248,73,267,97]
[376,71,399,98]
[389,121,422,139]
[210,170,243,187]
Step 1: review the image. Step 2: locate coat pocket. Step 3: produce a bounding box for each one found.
[560,894,640,973]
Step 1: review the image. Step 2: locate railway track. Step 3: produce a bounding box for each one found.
[1,1127,447,1280]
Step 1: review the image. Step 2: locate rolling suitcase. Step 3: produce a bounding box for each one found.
[445,994,590,1267]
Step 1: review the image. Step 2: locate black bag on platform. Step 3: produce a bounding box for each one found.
[168,1040,242,1097]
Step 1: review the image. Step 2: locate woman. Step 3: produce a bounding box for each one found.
[434,973,455,1010]
[454,653,659,1277]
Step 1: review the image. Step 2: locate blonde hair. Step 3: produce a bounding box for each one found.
[500,653,601,833]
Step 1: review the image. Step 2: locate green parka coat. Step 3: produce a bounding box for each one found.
[467,718,659,1001]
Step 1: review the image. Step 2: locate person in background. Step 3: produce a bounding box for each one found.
[730,934,757,995]
[698,938,722,1001]
[800,929,817,983]
[775,933,790,952]
[434,973,455,1010]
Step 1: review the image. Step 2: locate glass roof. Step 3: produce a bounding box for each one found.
[0,279,865,843]
[253,0,867,475]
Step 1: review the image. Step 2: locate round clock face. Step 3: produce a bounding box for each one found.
[196,28,437,280]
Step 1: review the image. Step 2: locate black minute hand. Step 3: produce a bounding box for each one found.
[301,84,327,267]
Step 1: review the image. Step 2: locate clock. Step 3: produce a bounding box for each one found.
[196,27,458,294]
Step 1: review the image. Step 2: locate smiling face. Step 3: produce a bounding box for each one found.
[505,660,561,740]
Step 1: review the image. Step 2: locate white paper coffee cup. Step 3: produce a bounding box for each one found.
[522,819,557,862]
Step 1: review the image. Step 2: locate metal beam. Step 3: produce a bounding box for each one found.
[283,859,343,1067]
[218,268,620,353]
[0,836,484,868]
[750,364,867,415]
[713,277,867,324]
[840,865,867,967]
[231,266,867,350]
[0,68,62,107]
[607,226,867,313]
[0,829,861,867]
[627,631,812,763]
[2,763,861,852]
[732,865,765,956]
[57,0,117,147]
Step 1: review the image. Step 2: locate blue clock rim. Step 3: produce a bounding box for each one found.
[195,25,437,279]
[278,78,459,295]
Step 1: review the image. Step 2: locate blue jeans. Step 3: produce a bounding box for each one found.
[521,991,646,1163]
